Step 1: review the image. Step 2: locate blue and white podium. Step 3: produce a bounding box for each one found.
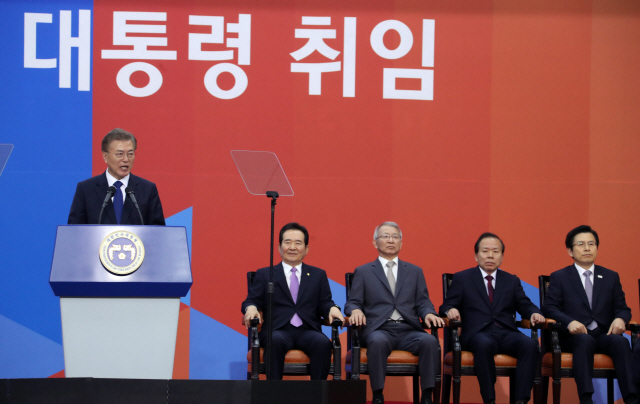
[49,225,192,379]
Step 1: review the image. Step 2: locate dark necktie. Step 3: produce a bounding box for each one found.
[486,275,494,303]
[113,181,123,224]
[290,268,303,327]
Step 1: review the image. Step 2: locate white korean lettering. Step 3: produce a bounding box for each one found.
[101,12,177,60]
[24,13,56,68]
[203,63,248,99]
[370,20,413,59]
[116,62,163,97]
[59,10,91,91]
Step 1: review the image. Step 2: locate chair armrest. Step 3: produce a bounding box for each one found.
[516,319,544,330]
[421,316,443,330]
[442,317,461,328]
[627,321,639,332]
[545,319,562,330]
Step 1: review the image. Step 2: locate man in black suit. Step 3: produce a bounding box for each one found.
[68,128,165,225]
[439,233,544,404]
[542,225,638,404]
[242,222,344,380]
[345,222,443,404]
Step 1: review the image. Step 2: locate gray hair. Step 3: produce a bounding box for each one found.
[102,128,137,152]
[373,222,402,240]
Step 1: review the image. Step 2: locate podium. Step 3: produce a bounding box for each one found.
[49,225,192,379]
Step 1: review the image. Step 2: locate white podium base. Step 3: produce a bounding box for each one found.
[60,297,180,379]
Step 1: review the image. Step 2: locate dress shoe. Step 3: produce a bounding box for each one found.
[420,397,434,404]
[372,390,384,404]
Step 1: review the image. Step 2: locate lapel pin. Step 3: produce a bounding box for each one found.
[597,275,603,278]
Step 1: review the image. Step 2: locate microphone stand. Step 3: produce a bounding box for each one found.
[265,190,278,380]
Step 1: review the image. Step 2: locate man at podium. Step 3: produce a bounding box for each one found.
[242,222,344,380]
[68,128,165,225]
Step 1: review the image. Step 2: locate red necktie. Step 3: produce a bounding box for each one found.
[486,275,494,303]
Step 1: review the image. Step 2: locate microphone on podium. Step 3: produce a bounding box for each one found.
[98,186,116,225]
[125,187,144,225]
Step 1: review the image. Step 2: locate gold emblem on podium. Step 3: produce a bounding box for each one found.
[99,230,145,275]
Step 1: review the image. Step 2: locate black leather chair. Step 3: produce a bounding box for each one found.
[245,271,343,380]
[344,272,441,404]
[441,273,542,404]
[538,275,639,404]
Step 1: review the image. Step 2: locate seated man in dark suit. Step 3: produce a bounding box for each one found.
[439,232,544,404]
[345,222,443,404]
[542,225,638,404]
[242,222,344,380]
[68,128,165,225]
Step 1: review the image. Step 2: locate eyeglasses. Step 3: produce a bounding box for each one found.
[108,152,135,160]
[377,234,401,241]
[573,241,596,248]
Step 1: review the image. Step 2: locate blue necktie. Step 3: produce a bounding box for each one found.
[113,181,123,224]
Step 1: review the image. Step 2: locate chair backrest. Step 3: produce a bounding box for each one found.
[538,275,550,306]
[538,275,551,353]
[442,273,454,299]
[345,273,354,351]
[345,272,354,300]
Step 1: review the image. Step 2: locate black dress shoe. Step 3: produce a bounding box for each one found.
[372,391,384,404]
[420,397,434,404]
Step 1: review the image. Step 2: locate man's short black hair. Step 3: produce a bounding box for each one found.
[101,128,137,152]
[279,222,309,246]
[565,225,599,249]
[474,232,505,254]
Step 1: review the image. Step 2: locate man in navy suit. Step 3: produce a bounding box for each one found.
[68,128,165,225]
[242,222,344,380]
[345,222,443,404]
[439,233,544,404]
[542,225,638,404]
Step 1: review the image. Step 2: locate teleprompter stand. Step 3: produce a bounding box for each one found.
[231,150,294,380]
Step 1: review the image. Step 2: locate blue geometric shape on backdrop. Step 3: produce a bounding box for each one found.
[322,278,347,339]
[515,279,540,337]
[0,314,64,378]
[189,308,247,380]
[0,144,13,177]
[166,206,193,306]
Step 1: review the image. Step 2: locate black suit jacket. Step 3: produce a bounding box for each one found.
[344,259,437,341]
[542,264,631,331]
[439,267,542,347]
[68,172,165,225]
[241,263,336,334]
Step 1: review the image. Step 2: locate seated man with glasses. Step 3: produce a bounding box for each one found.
[68,128,165,225]
[345,222,443,404]
[543,225,638,404]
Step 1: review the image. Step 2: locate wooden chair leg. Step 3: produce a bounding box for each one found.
[552,377,561,404]
[607,377,614,404]
[509,375,516,404]
[452,375,461,404]
[413,375,420,404]
[541,376,549,404]
[533,375,541,404]
[442,374,452,404]
[434,374,441,404]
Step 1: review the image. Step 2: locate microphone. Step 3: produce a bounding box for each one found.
[125,187,144,225]
[98,186,116,225]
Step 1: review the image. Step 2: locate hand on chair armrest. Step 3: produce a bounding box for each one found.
[443,317,461,328]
